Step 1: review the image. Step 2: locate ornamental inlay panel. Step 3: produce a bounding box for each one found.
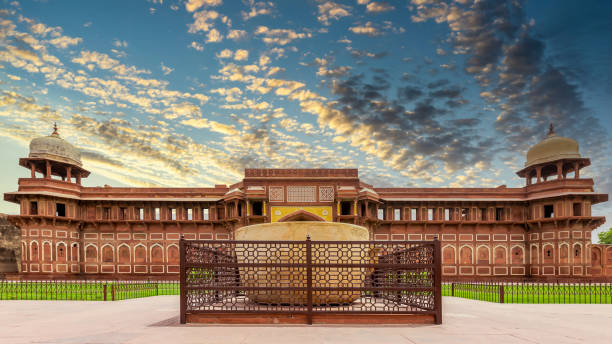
[318,186,334,202]
[287,186,316,202]
[269,186,284,202]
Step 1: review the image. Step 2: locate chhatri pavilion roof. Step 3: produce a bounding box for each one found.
[28,124,82,167]
[525,124,581,168]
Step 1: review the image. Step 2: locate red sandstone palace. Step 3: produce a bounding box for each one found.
[3,125,612,279]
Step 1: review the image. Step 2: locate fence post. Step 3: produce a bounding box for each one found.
[433,238,442,324]
[179,235,186,324]
[500,285,505,303]
[103,284,107,301]
[111,285,115,301]
[156,283,159,296]
[451,282,455,297]
[306,235,313,325]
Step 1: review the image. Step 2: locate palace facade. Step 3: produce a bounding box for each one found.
[3,125,612,279]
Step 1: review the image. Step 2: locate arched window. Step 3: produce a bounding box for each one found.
[134,245,146,264]
[543,245,554,264]
[71,243,79,261]
[85,245,97,262]
[102,245,114,263]
[43,242,52,262]
[151,245,163,263]
[494,246,506,265]
[460,246,472,265]
[56,243,67,262]
[511,246,524,265]
[168,245,179,264]
[559,244,569,264]
[591,247,602,267]
[30,241,39,262]
[442,246,455,265]
[573,244,582,264]
[118,245,130,264]
[477,246,490,265]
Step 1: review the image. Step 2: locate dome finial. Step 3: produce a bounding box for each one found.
[548,123,554,136]
[51,122,59,137]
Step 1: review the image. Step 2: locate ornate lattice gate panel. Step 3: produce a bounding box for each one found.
[180,238,441,324]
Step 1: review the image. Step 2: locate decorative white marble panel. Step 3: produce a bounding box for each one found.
[287,186,316,202]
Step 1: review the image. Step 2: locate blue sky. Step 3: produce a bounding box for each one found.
[1,0,611,238]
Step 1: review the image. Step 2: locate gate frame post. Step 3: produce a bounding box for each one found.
[433,238,442,324]
[306,235,313,325]
[179,235,186,324]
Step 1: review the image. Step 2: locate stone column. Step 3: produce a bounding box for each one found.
[536,166,542,183]
[45,160,51,179]
[557,161,563,180]
[66,166,72,183]
[574,162,580,179]
[76,173,81,185]
[30,163,36,178]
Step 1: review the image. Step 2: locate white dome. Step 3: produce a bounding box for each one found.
[29,126,82,167]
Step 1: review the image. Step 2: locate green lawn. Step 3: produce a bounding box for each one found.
[0,281,180,301]
[442,283,612,304]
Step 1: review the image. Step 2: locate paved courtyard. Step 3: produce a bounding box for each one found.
[1,296,611,344]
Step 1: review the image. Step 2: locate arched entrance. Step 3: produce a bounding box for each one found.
[277,210,326,222]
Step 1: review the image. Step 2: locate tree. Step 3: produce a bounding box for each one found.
[598,228,612,244]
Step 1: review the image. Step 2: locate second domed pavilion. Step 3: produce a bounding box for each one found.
[516,124,591,185]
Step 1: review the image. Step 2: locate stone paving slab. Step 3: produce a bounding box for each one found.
[1,296,611,344]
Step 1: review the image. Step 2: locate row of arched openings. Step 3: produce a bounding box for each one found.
[22,241,180,264]
[443,245,525,265]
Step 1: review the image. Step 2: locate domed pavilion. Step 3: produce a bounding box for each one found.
[516,124,590,185]
[18,124,90,184]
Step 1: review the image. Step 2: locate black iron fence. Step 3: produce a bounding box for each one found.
[180,238,442,324]
[0,280,179,301]
[445,280,612,304]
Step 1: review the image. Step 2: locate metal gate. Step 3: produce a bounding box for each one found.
[180,237,441,324]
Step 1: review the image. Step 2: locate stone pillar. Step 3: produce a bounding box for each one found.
[66,166,72,183]
[526,176,531,186]
[354,199,358,215]
[536,166,542,183]
[76,173,81,185]
[574,162,580,179]
[365,200,369,217]
[263,201,267,217]
[557,161,563,180]
[30,163,36,178]
[45,160,51,179]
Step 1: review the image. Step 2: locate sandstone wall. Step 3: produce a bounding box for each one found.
[0,214,21,273]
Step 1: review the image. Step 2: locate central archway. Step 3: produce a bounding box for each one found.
[277,210,326,222]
